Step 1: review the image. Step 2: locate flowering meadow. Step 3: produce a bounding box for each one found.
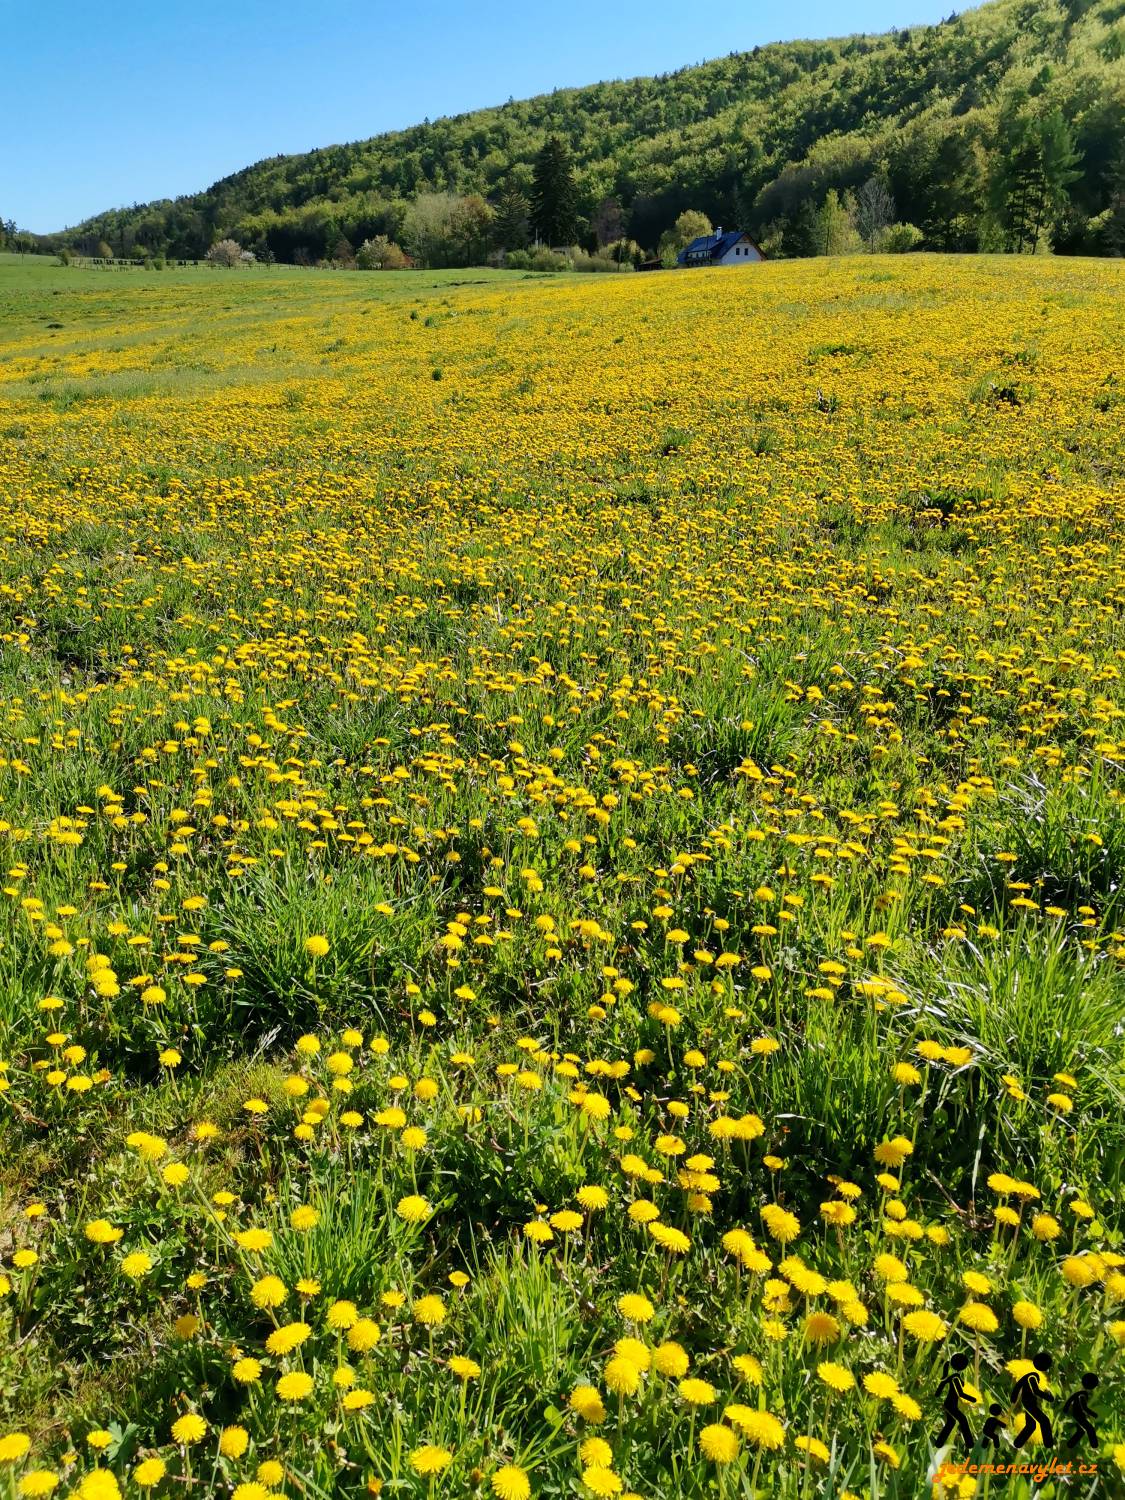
[0,252,1123,1500]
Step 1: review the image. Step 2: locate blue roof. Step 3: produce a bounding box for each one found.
[677,230,747,263]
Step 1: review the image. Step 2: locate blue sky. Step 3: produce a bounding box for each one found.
[8,0,961,232]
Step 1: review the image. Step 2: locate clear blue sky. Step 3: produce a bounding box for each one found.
[8,0,961,232]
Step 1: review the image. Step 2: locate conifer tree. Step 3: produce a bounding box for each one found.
[530,137,578,247]
[493,184,531,251]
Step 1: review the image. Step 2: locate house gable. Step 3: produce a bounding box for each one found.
[716,234,764,265]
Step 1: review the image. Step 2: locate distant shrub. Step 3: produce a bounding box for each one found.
[504,249,533,270]
[880,222,924,253]
[570,248,630,273]
[530,248,567,272]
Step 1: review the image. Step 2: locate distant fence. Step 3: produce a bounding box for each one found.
[67,257,205,269]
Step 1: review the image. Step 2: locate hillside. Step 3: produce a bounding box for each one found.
[57,0,1125,260]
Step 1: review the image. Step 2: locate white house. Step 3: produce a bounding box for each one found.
[677,227,765,267]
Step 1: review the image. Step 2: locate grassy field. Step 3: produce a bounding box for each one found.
[0,250,1123,1499]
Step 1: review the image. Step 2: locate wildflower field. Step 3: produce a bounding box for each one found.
[0,251,1123,1500]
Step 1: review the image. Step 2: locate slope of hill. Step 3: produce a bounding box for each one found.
[60,0,1124,261]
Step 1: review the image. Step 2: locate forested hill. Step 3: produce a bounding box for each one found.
[59,0,1124,261]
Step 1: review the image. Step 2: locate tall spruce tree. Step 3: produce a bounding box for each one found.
[530,137,578,247]
[492,184,531,252]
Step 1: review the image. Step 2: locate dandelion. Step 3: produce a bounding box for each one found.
[581,1468,622,1497]
[342,1389,376,1410]
[902,1310,948,1343]
[817,1361,855,1392]
[77,1473,120,1500]
[491,1465,531,1500]
[761,1204,800,1243]
[700,1424,740,1463]
[804,1310,841,1343]
[604,1356,642,1396]
[347,1317,381,1351]
[874,1253,909,1283]
[578,1185,610,1211]
[233,1228,273,1253]
[678,1377,717,1405]
[1012,1299,1043,1329]
[614,1336,650,1370]
[616,1293,654,1322]
[647,1222,690,1254]
[1061,1256,1100,1288]
[266,1320,310,1355]
[959,1301,999,1334]
[569,1385,607,1423]
[863,1372,899,1399]
[874,1137,913,1168]
[725,1407,785,1448]
[251,1274,287,1309]
[18,1475,60,1497]
[170,1414,207,1444]
[409,1447,453,1475]
[651,1341,690,1377]
[396,1194,433,1223]
[795,1436,830,1464]
[327,1299,359,1329]
[219,1428,249,1458]
[84,1220,123,1245]
[276,1370,315,1401]
[413,1294,446,1325]
[580,1439,613,1469]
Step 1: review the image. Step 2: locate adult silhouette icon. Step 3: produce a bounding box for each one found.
[1012,1353,1054,1450]
[933,1353,975,1448]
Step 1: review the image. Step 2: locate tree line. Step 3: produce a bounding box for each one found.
[18,0,1125,268]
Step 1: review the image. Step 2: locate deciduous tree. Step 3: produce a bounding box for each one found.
[204,238,243,267]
